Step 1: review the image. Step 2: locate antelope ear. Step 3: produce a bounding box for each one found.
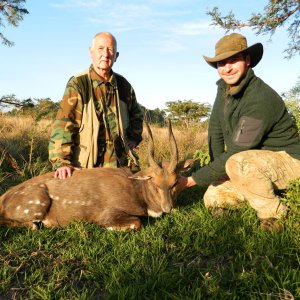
[128,175,152,181]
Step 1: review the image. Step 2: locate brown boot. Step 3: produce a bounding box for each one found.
[259,218,284,231]
[210,207,227,218]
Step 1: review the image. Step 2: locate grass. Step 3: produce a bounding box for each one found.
[0,115,300,299]
[1,194,299,299]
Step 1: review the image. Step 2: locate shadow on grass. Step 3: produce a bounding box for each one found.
[176,185,206,207]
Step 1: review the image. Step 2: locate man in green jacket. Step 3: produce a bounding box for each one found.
[49,32,143,179]
[177,33,300,229]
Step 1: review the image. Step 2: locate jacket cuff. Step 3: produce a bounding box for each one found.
[51,160,73,170]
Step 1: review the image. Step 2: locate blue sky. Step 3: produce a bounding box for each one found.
[1,0,299,109]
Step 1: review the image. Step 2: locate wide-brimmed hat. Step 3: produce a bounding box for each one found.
[203,33,263,68]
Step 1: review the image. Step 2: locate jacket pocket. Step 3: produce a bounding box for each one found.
[233,116,263,147]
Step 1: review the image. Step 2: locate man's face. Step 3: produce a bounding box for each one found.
[89,33,119,74]
[217,53,250,86]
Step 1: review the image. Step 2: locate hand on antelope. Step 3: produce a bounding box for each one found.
[0,121,187,231]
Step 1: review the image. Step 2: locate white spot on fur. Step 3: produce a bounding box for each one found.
[34,212,43,216]
[68,200,73,204]
[54,196,60,201]
[28,200,33,204]
[24,209,29,214]
[35,200,41,205]
[147,210,162,218]
[39,184,46,188]
[16,206,21,210]
[41,203,47,207]
[20,191,25,195]
[50,194,54,198]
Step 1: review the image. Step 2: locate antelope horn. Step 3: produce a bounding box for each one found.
[146,122,162,175]
[167,119,179,173]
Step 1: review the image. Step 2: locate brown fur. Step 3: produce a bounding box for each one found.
[0,122,191,230]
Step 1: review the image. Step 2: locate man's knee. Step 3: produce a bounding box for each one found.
[225,152,249,180]
[203,180,245,208]
[225,151,266,187]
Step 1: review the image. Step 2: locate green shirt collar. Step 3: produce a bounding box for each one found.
[89,65,118,88]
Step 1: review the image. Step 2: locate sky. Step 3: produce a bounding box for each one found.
[1,0,299,110]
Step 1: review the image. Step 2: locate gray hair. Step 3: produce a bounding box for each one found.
[91,32,117,51]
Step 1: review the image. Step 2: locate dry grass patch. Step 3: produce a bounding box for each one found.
[0,115,53,190]
[0,116,51,163]
[137,125,207,168]
[0,116,208,171]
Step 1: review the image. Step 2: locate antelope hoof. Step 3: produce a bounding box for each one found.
[106,219,142,231]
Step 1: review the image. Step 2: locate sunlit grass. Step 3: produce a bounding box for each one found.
[0,115,299,299]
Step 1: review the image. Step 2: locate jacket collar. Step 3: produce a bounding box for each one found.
[89,65,118,88]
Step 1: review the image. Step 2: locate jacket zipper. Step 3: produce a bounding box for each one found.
[235,119,245,142]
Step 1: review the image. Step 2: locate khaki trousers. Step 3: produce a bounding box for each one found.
[203,150,300,219]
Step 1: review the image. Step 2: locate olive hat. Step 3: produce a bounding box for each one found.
[203,33,263,68]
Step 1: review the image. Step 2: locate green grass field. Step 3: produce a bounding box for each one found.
[0,116,299,299]
[0,183,299,299]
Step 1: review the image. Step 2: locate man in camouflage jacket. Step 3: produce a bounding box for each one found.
[49,32,143,179]
[176,33,300,229]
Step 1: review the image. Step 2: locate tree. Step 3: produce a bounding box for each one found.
[0,94,23,109]
[143,107,166,126]
[0,0,29,46]
[7,97,59,120]
[282,77,300,131]
[165,100,211,128]
[1,95,59,120]
[208,0,300,58]
[33,98,59,120]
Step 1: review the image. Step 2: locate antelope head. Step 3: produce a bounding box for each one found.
[141,120,179,214]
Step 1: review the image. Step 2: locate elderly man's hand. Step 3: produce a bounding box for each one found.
[54,166,81,179]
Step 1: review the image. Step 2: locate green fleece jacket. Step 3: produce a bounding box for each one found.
[192,68,300,186]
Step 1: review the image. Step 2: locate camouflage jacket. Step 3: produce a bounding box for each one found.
[49,65,143,169]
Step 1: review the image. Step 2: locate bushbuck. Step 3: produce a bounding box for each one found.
[0,121,190,230]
